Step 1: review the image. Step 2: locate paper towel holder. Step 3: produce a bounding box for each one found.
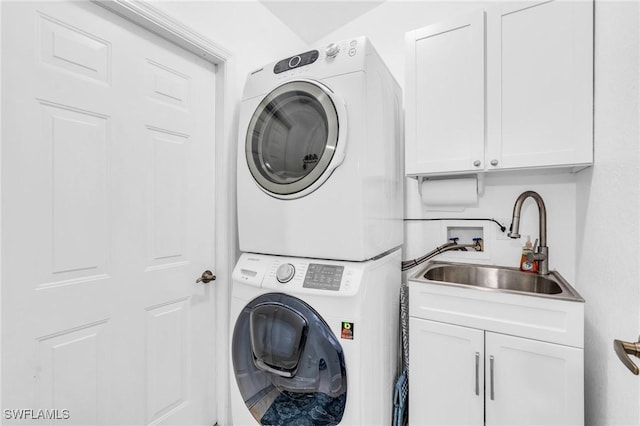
[477,173,485,196]
[417,174,485,197]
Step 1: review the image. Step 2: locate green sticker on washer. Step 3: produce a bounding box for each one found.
[341,322,354,340]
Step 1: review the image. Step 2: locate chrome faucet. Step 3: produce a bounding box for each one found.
[508,191,549,275]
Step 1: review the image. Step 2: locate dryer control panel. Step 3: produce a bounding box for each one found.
[271,39,361,76]
[273,50,319,74]
[242,37,368,100]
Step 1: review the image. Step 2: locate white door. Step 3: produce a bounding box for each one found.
[408,318,484,426]
[1,2,217,425]
[485,332,584,426]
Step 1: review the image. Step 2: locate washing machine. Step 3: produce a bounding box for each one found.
[230,250,401,425]
[237,37,403,262]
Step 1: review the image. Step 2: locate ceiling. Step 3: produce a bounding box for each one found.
[259,1,386,44]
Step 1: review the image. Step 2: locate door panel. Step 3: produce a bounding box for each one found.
[145,300,190,424]
[38,320,108,423]
[147,127,189,267]
[38,12,111,84]
[2,2,217,425]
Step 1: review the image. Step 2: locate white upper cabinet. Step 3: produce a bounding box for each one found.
[486,1,594,171]
[405,1,593,177]
[405,11,485,176]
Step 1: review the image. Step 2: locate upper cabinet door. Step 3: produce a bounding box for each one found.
[405,11,485,176]
[486,0,594,171]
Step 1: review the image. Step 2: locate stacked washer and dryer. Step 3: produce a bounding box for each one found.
[231,37,403,425]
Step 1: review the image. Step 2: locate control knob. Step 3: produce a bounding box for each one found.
[276,263,296,283]
[325,43,340,58]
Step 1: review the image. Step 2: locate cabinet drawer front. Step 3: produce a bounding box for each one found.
[409,281,584,348]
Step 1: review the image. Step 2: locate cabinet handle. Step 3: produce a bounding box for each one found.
[490,355,495,400]
[475,352,480,396]
[473,160,481,167]
[490,159,499,166]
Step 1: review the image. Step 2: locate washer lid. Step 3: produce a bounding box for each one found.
[245,80,346,199]
[232,293,347,425]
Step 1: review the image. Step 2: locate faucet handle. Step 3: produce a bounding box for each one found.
[525,251,546,262]
[449,237,459,244]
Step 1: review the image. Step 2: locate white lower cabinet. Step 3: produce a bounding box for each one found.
[409,318,584,426]
[485,332,584,426]
[409,318,484,425]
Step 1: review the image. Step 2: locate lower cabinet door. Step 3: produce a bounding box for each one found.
[485,332,584,426]
[409,318,484,426]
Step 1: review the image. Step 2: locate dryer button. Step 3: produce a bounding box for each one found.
[325,43,340,58]
[276,263,296,283]
[288,55,301,68]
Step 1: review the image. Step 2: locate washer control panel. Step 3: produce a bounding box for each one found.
[232,253,365,296]
[303,263,344,291]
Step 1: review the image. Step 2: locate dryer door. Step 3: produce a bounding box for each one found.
[245,80,346,199]
[232,293,347,426]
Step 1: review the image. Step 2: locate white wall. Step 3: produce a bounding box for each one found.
[147,3,306,425]
[576,1,640,424]
[155,1,307,95]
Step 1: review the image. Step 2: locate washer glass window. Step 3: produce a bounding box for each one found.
[246,81,340,196]
[232,293,347,426]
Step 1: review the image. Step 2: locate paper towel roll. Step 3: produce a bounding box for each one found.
[419,177,478,208]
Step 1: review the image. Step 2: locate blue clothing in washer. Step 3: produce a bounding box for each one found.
[261,391,347,426]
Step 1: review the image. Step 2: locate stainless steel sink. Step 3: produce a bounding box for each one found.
[412,261,584,302]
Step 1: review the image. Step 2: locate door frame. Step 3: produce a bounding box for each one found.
[0,1,233,423]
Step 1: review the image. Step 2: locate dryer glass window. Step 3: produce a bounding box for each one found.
[255,91,327,181]
[246,81,340,197]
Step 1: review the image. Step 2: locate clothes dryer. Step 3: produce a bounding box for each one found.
[230,250,400,425]
[237,37,403,261]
